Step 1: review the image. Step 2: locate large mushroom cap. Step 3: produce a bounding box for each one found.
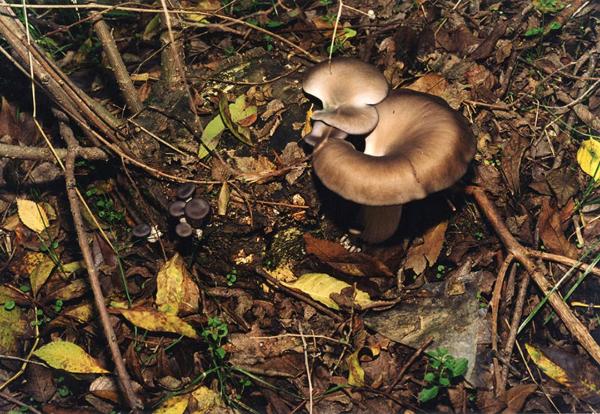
[303,58,389,135]
[312,89,476,207]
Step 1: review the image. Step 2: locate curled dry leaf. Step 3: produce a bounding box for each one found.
[404,220,449,275]
[33,340,109,374]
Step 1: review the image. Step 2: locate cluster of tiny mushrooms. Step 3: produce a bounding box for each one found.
[302,58,477,243]
[132,183,210,241]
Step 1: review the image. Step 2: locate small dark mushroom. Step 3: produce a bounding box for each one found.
[169,200,186,218]
[132,223,151,238]
[175,221,193,238]
[184,198,211,228]
[176,183,196,200]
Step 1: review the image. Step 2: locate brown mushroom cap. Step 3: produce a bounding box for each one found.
[303,58,389,135]
[169,200,186,218]
[132,223,151,238]
[304,121,348,147]
[184,198,210,227]
[176,183,196,200]
[175,222,193,238]
[312,89,476,206]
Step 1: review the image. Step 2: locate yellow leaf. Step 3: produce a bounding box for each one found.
[525,343,569,384]
[156,254,199,315]
[346,349,365,387]
[281,273,373,310]
[33,340,109,374]
[154,394,189,414]
[16,198,49,233]
[577,139,600,180]
[190,386,225,413]
[63,303,93,323]
[119,308,198,339]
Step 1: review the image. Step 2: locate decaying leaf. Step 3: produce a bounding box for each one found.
[577,138,600,180]
[526,343,600,404]
[217,182,230,216]
[537,197,578,258]
[281,273,373,310]
[190,385,228,413]
[33,341,109,374]
[0,287,26,356]
[119,308,198,339]
[346,349,365,387]
[154,394,189,414]
[16,198,50,233]
[156,253,199,315]
[28,253,56,297]
[304,234,393,277]
[404,220,449,275]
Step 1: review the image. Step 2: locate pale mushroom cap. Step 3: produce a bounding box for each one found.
[311,104,379,136]
[303,58,389,108]
[312,89,476,206]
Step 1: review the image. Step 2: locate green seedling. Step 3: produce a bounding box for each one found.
[226,268,238,286]
[419,348,468,403]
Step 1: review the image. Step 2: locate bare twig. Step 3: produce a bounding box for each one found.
[91,13,144,113]
[0,391,43,414]
[526,249,600,277]
[298,324,313,414]
[0,142,108,162]
[57,110,140,411]
[388,337,433,391]
[491,254,513,396]
[466,186,600,366]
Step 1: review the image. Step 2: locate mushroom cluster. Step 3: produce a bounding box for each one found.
[168,183,211,238]
[303,58,476,243]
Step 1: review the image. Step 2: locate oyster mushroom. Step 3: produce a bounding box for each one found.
[310,89,476,243]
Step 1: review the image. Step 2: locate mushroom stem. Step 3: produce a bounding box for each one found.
[358,204,403,244]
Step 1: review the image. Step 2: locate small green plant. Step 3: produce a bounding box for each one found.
[202,317,228,363]
[226,268,238,286]
[419,348,468,403]
[53,299,64,313]
[435,264,446,279]
[3,300,16,311]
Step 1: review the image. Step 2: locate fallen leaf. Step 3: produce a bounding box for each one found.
[404,220,449,275]
[304,234,393,277]
[198,94,257,158]
[16,198,49,234]
[0,287,26,356]
[503,383,538,414]
[526,343,600,404]
[577,138,600,180]
[119,308,198,339]
[156,253,199,315]
[190,386,229,413]
[282,273,373,310]
[346,350,365,387]
[33,341,109,374]
[538,197,578,258]
[28,253,56,297]
[154,394,189,414]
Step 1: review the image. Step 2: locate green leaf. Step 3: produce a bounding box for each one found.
[524,27,544,37]
[424,372,435,383]
[198,114,226,159]
[439,377,451,386]
[418,385,439,402]
[451,358,469,377]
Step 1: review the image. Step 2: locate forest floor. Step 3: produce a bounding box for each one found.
[0,0,599,413]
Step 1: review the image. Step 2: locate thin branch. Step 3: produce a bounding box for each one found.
[57,110,140,411]
[0,142,108,162]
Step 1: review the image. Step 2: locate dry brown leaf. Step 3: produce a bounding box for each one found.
[404,220,449,275]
